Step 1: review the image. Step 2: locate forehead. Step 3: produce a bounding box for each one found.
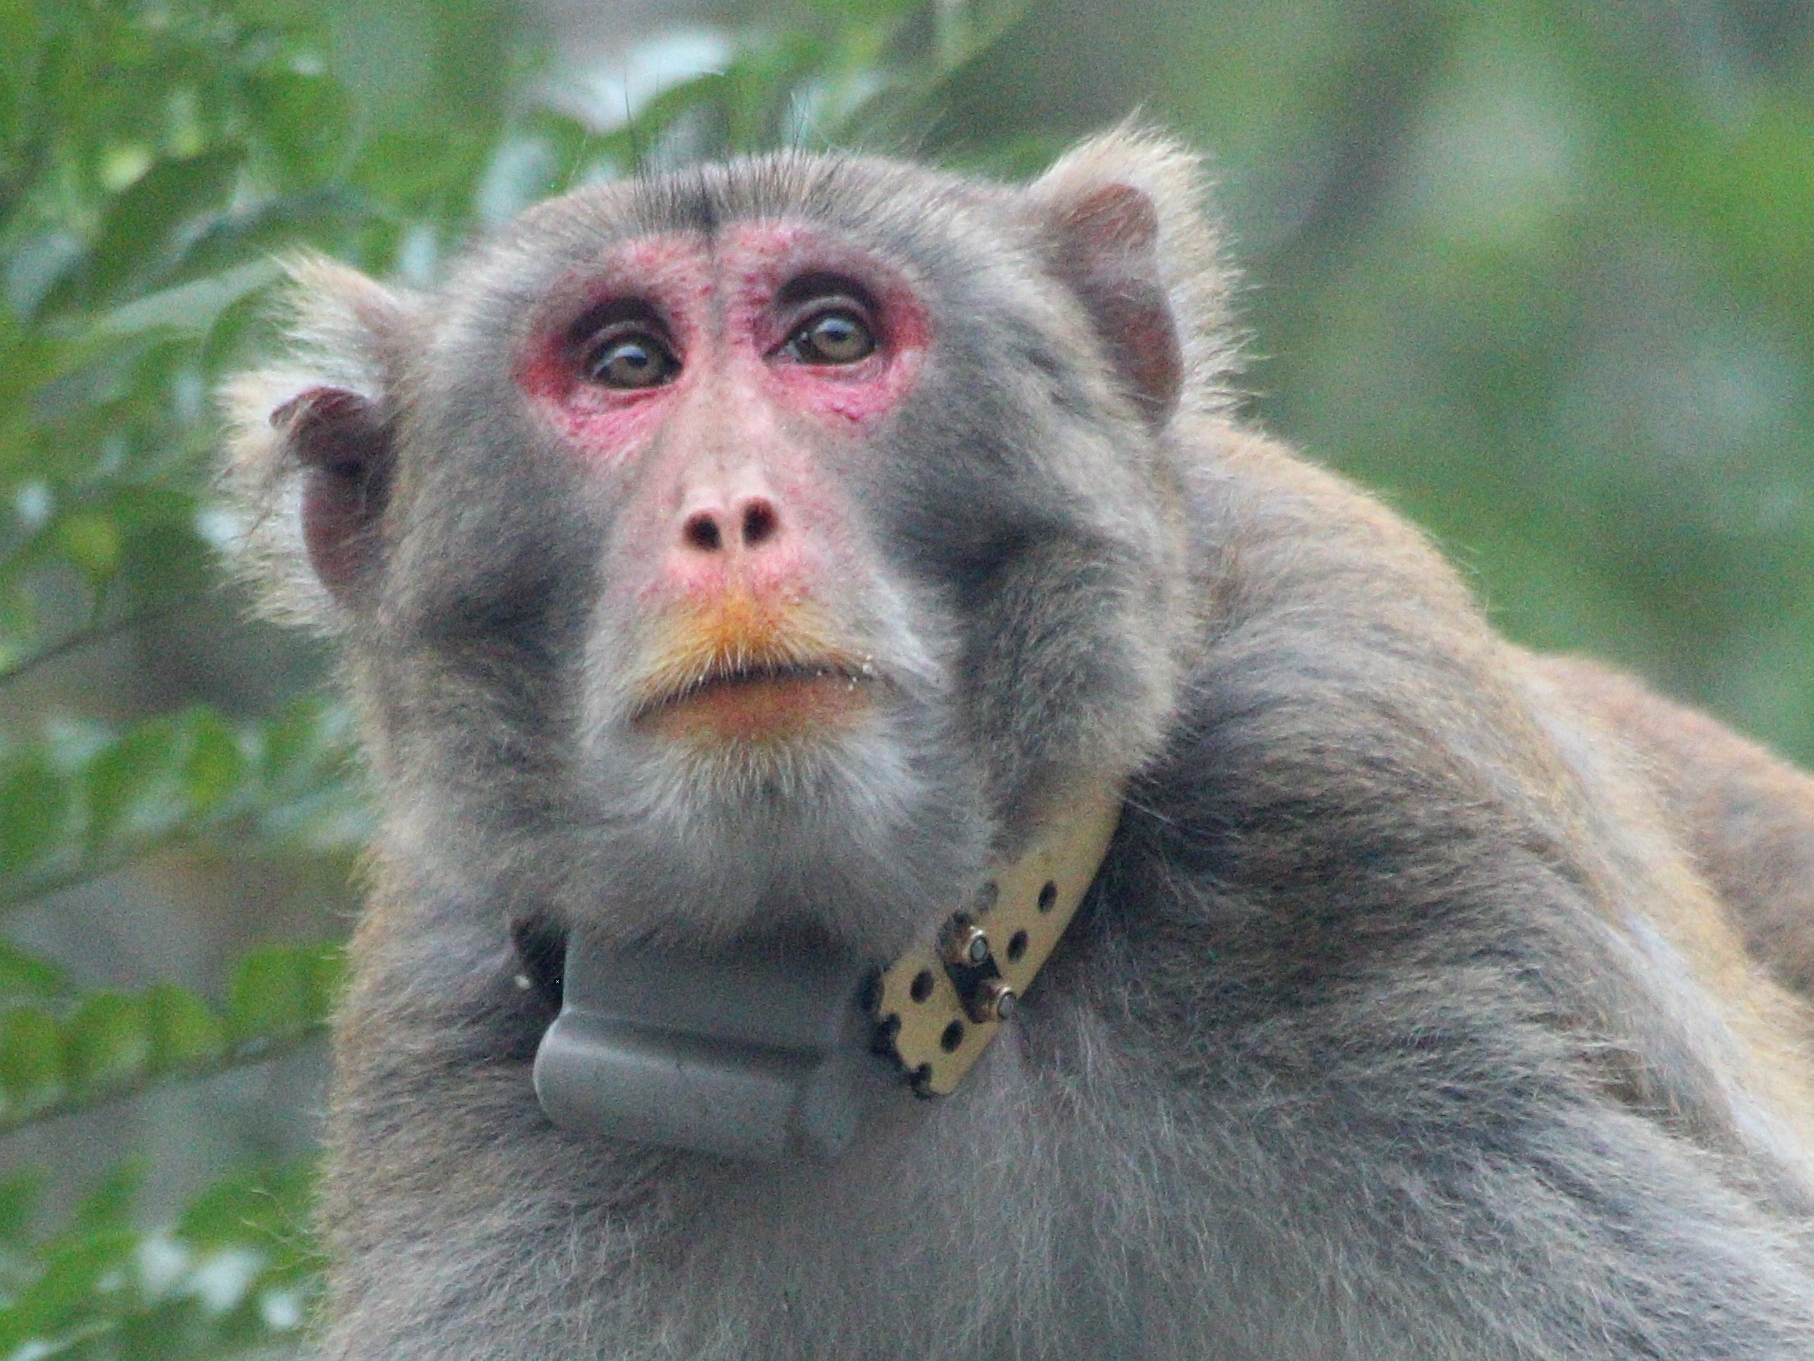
[443,155,1019,334]
[539,153,996,251]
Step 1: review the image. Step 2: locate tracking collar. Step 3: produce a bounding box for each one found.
[532,781,1124,1161]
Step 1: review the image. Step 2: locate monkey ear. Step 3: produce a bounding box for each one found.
[1028,129,1233,427]
[219,256,412,630]
[1044,182,1182,425]
[270,384,391,607]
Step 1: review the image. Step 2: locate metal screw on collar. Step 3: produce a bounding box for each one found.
[968,978,1016,1023]
[942,919,991,968]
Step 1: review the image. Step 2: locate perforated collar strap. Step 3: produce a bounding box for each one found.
[532,782,1124,1160]
[870,780,1125,1095]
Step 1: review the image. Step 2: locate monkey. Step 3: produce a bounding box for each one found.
[1534,654,1814,1000]
[220,129,1814,1359]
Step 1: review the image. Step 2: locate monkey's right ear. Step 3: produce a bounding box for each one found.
[1028,129,1233,426]
[220,256,412,630]
[270,384,391,606]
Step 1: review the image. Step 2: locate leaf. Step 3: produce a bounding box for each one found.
[176,709,247,820]
[225,944,335,1047]
[0,941,71,1001]
[306,944,345,1023]
[181,185,375,287]
[0,759,69,878]
[72,706,251,856]
[239,698,372,851]
[83,715,187,853]
[64,991,150,1092]
[116,524,210,609]
[71,1163,140,1237]
[93,258,281,342]
[242,67,354,185]
[47,147,246,311]
[177,1164,313,1254]
[140,982,225,1074]
[0,3,44,160]
[51,510,120,581]
[0,1174,36,1249]
[0,699,368,912]
[0,1006,63,1119]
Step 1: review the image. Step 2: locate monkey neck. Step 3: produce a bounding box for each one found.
[532,777,1125,1161]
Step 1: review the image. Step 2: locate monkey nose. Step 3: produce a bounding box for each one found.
[679,495,783,556]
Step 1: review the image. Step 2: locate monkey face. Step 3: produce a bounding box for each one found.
[231,150,1208,956]
[516,224,945,778]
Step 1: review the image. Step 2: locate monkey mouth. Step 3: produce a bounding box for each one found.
[634,661,881,742]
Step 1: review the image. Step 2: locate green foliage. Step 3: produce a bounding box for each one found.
[0,0,511,1353]
[0,943,340,1134]
[0,1165,319,1360]
[0,700,363,905]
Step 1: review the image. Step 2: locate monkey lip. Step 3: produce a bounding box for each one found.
[635,663,880,741]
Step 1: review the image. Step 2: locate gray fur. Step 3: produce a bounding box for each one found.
[221,131,1814,1358]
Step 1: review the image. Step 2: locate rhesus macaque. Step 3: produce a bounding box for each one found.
[222,130,1814,1359]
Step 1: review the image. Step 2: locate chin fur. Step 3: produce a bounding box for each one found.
[562,695,989,956]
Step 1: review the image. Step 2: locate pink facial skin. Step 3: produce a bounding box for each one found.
[514,224,930,720]
[515,224,929,463]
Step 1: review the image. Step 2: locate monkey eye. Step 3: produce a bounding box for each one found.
[783,308,876,366]
[581,328,678,389]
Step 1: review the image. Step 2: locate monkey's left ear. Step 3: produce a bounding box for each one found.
[1028,129,1229,428]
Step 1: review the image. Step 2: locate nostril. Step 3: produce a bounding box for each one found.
[742,500,779,547]
[683,512,723,552]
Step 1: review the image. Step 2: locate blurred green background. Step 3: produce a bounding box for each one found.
[0,0,1805,1353]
